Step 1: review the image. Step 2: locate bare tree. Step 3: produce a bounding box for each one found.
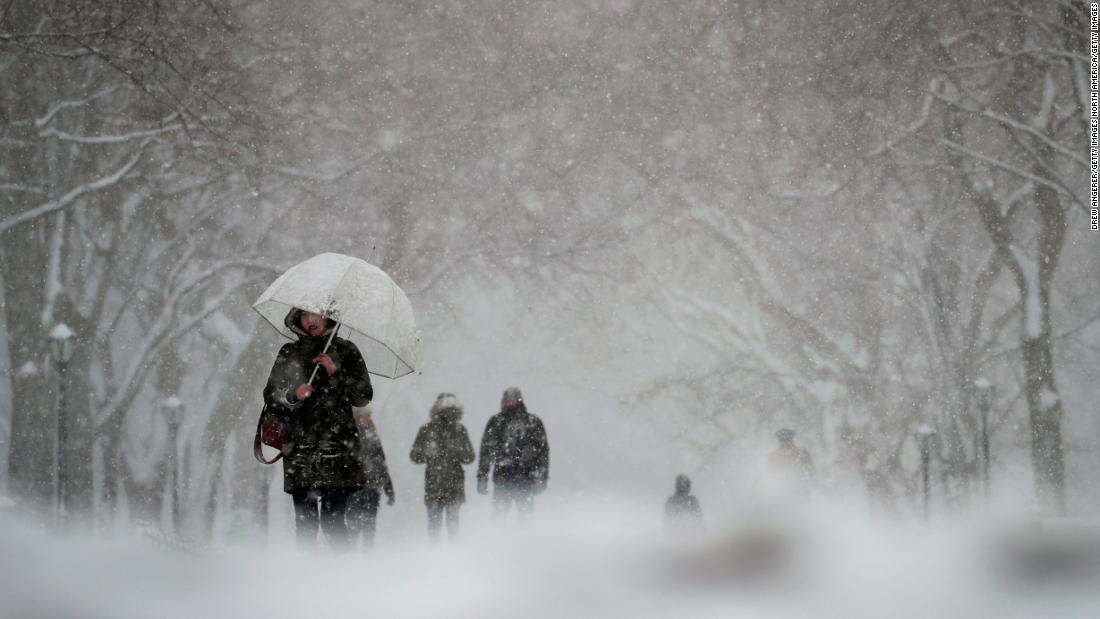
[0,0,298,525]
[909,0,1090,514]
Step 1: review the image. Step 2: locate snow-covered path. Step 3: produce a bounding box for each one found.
[2,499,1098,619]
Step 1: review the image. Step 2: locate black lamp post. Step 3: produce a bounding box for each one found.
[916,424,936,521]
[974,378,994,506]
[162,395,183,533]
[48,323,74,524]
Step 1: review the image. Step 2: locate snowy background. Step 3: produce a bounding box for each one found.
[1,0,1098,616]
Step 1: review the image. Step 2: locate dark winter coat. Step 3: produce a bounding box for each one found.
[665,475,704,532]
[357,423,395,500]
[263,333,373,494]
[477,403,550,488]
[410,408,476,506]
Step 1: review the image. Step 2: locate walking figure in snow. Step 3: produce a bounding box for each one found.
[664,474,705,534]
[767,428,816,485]
[410,393,476,543]
[262,309,373,551]
[477,387,550,523]
[347,409,395,550]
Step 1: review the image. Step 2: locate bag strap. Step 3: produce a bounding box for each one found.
[253,405,283,465]
[254,343,301,465]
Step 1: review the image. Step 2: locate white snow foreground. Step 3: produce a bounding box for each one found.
[1,500,1098,619]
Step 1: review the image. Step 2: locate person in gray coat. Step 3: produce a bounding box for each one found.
[410,393,476,543]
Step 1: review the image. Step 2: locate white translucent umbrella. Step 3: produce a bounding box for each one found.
[253,252,420,379]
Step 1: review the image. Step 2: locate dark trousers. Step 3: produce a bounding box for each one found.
[426,501,461,543]
[347,489,381,549]
[492,484,535,523]
[292,489,352,551]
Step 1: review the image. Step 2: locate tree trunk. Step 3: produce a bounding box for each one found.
[98,428,125,530]
[1023,334,1065,513]
[1024,172,1067,515]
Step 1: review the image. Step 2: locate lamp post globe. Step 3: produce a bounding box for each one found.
[48,323,74,364]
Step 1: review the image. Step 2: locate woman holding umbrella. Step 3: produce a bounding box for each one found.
[263,308,373,551]
[254,253,419,548]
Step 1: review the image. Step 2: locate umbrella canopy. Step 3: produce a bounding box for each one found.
[253,252,420,378]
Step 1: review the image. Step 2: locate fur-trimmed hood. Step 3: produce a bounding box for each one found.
[430,392,463,422]
[284,308,336,338]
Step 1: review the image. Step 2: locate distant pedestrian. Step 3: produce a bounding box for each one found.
[410,393,476,543]
[347,410,395,550]
[767,428,815,484]
[664,474,705,534]
[476,387,550,523]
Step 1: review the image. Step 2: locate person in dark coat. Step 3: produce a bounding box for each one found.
[664,474,704,534]
[476,387,549,523]
[262,308,372,551]
[410,393,476,543]
[347,410,395,550]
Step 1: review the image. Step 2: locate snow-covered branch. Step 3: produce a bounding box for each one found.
[38,124,182,144]
[0,140,150,234]
[93,265,272,430]
[930,91,1085,168]
[0,184,46,194]
[33,85,122,128]
[929,135,1068,196]
[868,89,935,157]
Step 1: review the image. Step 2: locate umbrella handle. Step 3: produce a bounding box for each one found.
[307,322,341,387]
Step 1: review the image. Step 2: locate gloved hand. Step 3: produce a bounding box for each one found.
[534,479,547,495]
[386,493,396,506]
[477,478,488,495]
